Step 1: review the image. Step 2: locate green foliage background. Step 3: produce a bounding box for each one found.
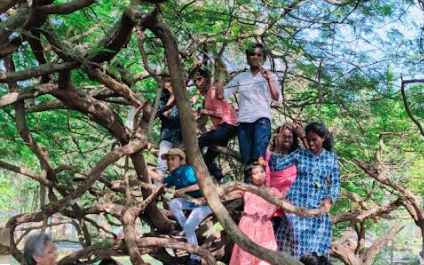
[1,0,424,263]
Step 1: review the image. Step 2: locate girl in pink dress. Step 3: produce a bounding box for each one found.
[230,163,283,265]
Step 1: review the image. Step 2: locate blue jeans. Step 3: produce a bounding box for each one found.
[238,117,271,177]
[198,123,237,181]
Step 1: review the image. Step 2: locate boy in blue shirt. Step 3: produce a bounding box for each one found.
[149,148,211,265]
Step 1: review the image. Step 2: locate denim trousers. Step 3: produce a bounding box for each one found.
[168,198,212,260]
[198,123,237,181]
[237,117,271,173]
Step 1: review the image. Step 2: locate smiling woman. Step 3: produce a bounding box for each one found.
[269,122,340,258]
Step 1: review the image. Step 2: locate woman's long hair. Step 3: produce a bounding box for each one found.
[270,123,300,153]
[305,122,334,152]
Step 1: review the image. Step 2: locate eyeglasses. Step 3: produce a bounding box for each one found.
[276,134,293,139]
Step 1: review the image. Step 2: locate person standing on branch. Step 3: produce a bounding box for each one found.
[192,68,238,182]
[269,122,340,258]
[218,43,282,182]
[264,123,301,234]
[265,123,301,196]
[229,162,284,265]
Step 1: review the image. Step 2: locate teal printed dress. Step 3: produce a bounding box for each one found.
[269,149,340,258]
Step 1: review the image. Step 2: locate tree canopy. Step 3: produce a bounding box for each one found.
[1,0,424,264]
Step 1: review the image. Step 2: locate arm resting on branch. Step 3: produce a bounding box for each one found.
[217,181,328,217]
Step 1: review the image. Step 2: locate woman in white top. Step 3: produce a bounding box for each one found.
[219,43,281,182]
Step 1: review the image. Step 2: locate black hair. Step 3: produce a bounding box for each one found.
[245,162,266,178]
[99,258,118,265]
[160,75,172,97]
[300,252,332,265]
[270,123,300,153]
[196,68,211,79]
[245,43,268,58]
[161,75,171,83]
[305,122,334,152]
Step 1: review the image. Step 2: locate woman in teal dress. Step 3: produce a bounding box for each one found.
[269,122,340,258]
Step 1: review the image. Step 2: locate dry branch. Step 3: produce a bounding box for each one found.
[400,78,424,137]
[0,160,74,190]
[354,197,403,223]
[7,212,46,263]
[331,222,404,265]
[353,158,424,260]
[0,84,58,108]
[122,185,165,265]
[323,0,357,6]
[362,222,403,264]
[0,62,79,83]
[83,66,143,107]
[35,0,96,16]
[132,8,303,265]
[42,130,148,214]
[217,181,327,217]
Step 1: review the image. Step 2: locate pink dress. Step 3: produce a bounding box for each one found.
[265,151,297,217]
[229,188,282,265]
[265,151,297,196]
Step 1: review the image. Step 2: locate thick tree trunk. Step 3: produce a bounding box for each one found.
[138,12,302,265]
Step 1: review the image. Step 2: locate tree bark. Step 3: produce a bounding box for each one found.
[137,11,302,265]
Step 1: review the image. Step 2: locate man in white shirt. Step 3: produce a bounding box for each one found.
[218,43,281,182]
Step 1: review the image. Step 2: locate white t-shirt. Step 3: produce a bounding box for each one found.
[224,71,281,123]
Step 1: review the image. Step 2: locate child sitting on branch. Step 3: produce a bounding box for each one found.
[149,148,211,265]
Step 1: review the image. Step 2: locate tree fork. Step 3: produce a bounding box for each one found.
[134,9,302,265]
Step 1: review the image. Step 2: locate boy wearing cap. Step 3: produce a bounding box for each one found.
[149,148,211,265]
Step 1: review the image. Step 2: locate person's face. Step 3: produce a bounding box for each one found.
[33,241,58,265]
[194,74,209,91]
[306,131,325,155]
[163,80,172,92]
[166,155,183,172]
[277,128,294,151]
[250,166,265,186]
[246,47,265,68]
